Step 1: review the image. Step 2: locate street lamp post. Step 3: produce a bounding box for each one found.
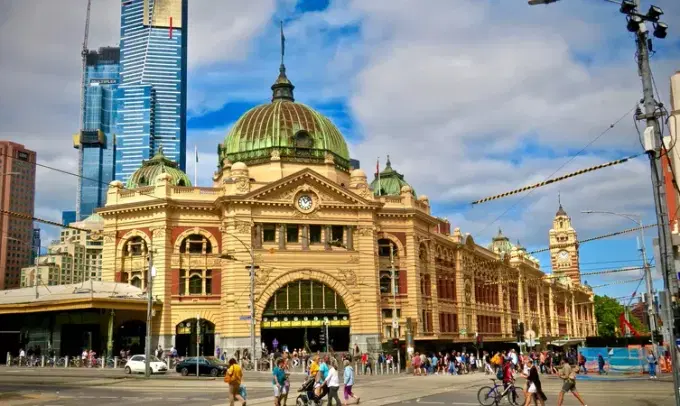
[220,232,257,371]
[582,211,658,350]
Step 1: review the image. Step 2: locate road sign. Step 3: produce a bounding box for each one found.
[392,319,399,329]
[239,316,251,321]
[524,329,536,340]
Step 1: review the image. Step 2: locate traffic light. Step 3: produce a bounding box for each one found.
[392,338,399,348]
[516,322,525,343]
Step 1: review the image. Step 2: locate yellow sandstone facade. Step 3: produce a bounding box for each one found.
[98,64,596,356]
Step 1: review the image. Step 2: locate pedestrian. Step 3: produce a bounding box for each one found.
[525,359,547,406]
[556,358,587,406]
[225,358,246,406]
[597,354,606,375]
[216,346,221,360]
[342,359,360,405]
[578,352,587,374]
[273,358,287,406]
[647,350,658,379]
[324,359,342,406]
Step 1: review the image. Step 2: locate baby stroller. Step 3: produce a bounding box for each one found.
[296,377,325,406]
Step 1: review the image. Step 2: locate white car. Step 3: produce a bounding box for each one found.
[124,354,168,374]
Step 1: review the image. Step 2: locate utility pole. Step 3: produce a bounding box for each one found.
[249,244,256,372]
[196,314,200,378]
[390,242,398,338]
[144,248,153,378]
[530,0,676,401]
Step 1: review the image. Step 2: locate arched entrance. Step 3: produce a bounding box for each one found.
[261,280,350,353]
[175,319,215,357]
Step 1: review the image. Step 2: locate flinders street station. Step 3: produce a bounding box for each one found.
[0,63,597,359]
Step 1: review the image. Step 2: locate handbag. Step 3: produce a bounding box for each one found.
[528,382,537,393]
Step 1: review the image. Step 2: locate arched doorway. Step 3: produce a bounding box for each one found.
[175,319,215,357]
[261,280,350,353]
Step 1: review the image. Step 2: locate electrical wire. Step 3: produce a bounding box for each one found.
[528,223,657,254]
[474,106,638,235]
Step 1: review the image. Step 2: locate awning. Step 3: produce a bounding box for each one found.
[548,338,585,347]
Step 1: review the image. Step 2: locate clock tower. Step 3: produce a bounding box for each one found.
[549,202,581,285]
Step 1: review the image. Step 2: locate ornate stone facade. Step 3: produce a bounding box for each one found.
[97,62,596,356]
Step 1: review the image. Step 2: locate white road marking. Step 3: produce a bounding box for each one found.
[99,396,118,399]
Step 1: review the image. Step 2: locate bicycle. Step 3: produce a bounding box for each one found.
[477,378,525,406]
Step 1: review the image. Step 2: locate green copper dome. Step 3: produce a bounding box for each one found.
[369,156,416,197]
[218,64,350,170]
[126,148,192,189]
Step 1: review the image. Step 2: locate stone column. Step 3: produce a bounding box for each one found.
[324,226,331,250]
[518,275,525,325]
[346,226,354,250]
[301,225,309,250]
[253,224,262,249]
[278,224,286,250]
[570,293,577,337]
[548,285,556,337]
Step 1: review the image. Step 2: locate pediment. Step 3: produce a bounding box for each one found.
[243,169,376,208]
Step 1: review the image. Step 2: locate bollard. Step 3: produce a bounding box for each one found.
[101,357,105,369]
[65,355,69,368]
[41,355,45,367]
[6,353,11,367]
[52,356,56,368]
[114,356,118,369]
[380,363,384,375]
[397,363,401,374]
[373,361,377,375]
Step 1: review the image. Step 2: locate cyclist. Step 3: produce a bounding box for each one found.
[502,358,517,403]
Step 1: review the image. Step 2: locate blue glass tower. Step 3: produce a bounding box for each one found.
[73,47,120,220]
[115,0,188,183]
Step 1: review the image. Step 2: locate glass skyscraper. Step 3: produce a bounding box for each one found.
[73,47,120,220]
[115,0,188,182]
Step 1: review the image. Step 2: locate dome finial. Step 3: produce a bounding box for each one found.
[386,155,392,168]
[271,21,295,102]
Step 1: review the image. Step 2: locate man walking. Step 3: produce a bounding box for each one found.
[557,358,587,406]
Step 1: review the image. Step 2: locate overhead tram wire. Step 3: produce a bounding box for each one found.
[471,152,643,205]
[473,105,638,235]
[527,223,658,254]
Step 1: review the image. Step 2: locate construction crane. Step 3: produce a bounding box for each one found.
[74,0,92,222]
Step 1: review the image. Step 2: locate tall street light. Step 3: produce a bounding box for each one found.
[220,232,258,370]
[581,211,658,349]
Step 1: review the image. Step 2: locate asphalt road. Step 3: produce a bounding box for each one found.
[383,377,677,406]
[0,383,274,406]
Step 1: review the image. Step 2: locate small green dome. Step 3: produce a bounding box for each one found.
[488,228,513,255]
[369,156,416,197]
[126,148,192,189]
[219,65,350,170]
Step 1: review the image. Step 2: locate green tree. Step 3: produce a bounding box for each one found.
[594,295,648,336]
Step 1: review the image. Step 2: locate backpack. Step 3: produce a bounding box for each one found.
[496,367,504,380]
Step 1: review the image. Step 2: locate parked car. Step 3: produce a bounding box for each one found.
[124,354,168,374]
[175,357,227,377]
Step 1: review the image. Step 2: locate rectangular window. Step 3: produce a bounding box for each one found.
[179,270,186,295]
[205,270,212,295]
[189,273,202,295]
[331,226,343,244]
[286,225,299,243]
[309,225,322,244]
[262,224,276,242]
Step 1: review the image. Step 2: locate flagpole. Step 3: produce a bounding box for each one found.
[377,157,381,196]
[194,145,198,186]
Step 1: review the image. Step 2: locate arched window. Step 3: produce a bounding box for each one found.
[180,234,212,254]
[124,236,147,256]
[177,179,186,186]
[189,274,202,294]
[139,176,147,186]
[419,245,431,297]
[378,238,400,295]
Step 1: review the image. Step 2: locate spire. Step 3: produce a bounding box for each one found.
[271,21,295,102]
[386,155,392,168]
[556,193,567,216]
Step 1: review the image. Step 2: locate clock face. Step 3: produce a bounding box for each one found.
[297,195,313,210]
[558,251,569,260]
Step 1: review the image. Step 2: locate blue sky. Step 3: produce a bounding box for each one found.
[1,0,679,302]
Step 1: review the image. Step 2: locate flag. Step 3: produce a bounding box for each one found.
[280,21,285,60]
[195,145,199,163]
[377,158,381,196]
[169,16,173,39]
